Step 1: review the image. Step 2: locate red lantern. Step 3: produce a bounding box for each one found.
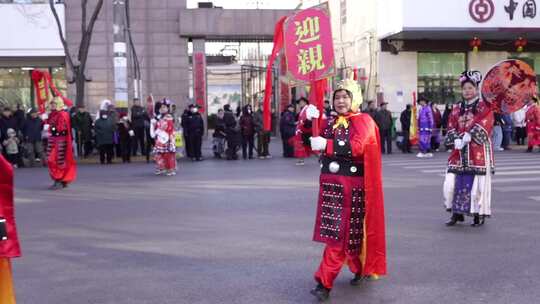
[515,37,527,52]
[469,37,482,53]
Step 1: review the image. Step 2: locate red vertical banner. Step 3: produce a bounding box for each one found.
[279,55,291,112]
[31,70,49,114]
[193,52,207,113]
[31,70,72,113]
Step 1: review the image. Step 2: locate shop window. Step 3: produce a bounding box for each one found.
[0,68,31,109]
[417,53,466,104]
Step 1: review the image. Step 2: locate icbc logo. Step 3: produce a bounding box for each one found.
[469,0,495,23]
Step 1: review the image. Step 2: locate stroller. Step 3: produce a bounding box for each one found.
[212,129,226,158]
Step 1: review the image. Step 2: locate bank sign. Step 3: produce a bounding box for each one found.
[469,0,537,23]
[390,0,540,32]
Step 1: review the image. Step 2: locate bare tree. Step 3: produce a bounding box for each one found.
[49,0,104,107]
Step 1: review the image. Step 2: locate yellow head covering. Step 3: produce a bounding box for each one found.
[335,71,363,113]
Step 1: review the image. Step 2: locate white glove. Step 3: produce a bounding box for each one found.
[128,130,135,137]
[310,136,327,151]
[454,139,464,150]
[40,113,48,120]
[462,132,471,144]
[43,124,50,131]
[305,104,320,121]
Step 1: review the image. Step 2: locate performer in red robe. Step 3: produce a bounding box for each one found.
[443,71,494,226]
[309,88,386,301]
[525,96,540,152]
[44,98,76,190]
[0,154,21,304]
[292,97,313,165]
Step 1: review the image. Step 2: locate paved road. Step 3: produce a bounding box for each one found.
[10,144,540,304]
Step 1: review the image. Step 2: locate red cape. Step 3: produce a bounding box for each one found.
[358,114,387,276]
[0,155,21,258]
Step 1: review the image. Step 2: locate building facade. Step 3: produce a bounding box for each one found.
[329,0,540,118]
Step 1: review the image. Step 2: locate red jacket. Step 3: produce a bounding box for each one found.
[0,154,21,258]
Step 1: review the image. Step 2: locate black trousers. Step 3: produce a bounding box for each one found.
[184,134,193,158]
[380,129,392,154]
[515,127,526,145]
[282,136,294,157]
[401,130,411,153]
[257,131,271,157]
[189,134,202,159]
[120,141,131,163]
[99,144,114,164]
[241,134,254,159]
[132,127,146,156]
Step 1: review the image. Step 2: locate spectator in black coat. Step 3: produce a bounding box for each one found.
[224,104,240,160]
[181,107,192,159]
[118,117,134,163]
[399,104,412,153]
[22,108,44,166]
[131,101,149,157]
[186,104,204,161]
[280,104,297,158]
[374,102,393,154]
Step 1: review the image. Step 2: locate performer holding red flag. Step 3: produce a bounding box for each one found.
[0,154,22,304]
[44,97,76,190]
[308,84,386,301]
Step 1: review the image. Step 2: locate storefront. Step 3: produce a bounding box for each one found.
[376,0,540,112]
[0,2,65,109]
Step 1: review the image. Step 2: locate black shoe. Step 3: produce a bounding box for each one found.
[471,215,485,227]
[350,274,363,286]
[310,283,330,302]
[526,147,532,153]
[61,182,68,188]
[446,214,460,226]
[457,214,465,222]
[49,181,63,190]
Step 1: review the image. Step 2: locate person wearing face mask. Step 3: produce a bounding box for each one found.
[212,109,226,158]
[94,110,115,165]
[43,97,76,190]
[307,81,387,301]
[443,71,494,227]
[239,104,255,160]
[186,104,204,161]
[150,100,177,175]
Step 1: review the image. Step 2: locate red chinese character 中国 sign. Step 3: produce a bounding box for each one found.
[283,4,335,84]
